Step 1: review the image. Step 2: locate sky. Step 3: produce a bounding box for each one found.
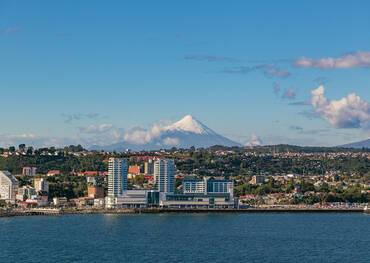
[1,0,370,148]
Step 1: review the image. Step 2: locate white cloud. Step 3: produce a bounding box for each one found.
[0,133,78,148]
[310,85,370,129]
[245,133,263,147]
[78,124,113,134]
[162,137,180,146]
[123,124,165,145]
[295,51,370,69]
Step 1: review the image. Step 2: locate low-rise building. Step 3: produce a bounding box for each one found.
[16,186,37,201]
[53,197,68,207]
[87,185,105,199]
[34,178,49,193]
[128,165,142,175]
[106,190,159,208]
[22,167,37,177]
[160,193,235,209]
[250,175,265,185]
[47,170,61,177]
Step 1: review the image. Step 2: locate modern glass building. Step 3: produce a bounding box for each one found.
[154,159,175,194]
[107,158,128,197]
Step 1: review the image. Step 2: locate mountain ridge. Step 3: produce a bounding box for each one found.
[339,138,370,149]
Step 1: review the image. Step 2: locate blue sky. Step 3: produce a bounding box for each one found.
[1,1,370,147]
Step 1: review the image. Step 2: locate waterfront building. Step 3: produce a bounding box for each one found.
[183,177,206,194]
[154,159,175,194]
[160,193,235,209]
[115,190,159,208]
[206,178,234,198]
[183,177,234,197]
[34,178,49,193]
[160,176,235,209]
[22,167,37,177]
[107,158,128,197]
[53,197,68,207]
[0,171,19,203]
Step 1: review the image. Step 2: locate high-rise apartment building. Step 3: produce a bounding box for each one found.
[108,158,128,197]
[154,159,175,194]
[0,171,19,202]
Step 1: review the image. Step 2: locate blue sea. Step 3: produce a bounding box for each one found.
[1,213,369,263]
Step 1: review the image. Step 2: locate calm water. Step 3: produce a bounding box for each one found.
[0,213,369,263]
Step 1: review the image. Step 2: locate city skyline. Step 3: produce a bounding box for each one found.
[1,1,370,148]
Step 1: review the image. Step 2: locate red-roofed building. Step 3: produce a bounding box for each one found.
[128,165,141,175]
[47,170,61,177]
[144,175,154,181]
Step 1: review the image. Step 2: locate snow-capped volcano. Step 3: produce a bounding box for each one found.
[91,115,241,151]
[166,115,216,135]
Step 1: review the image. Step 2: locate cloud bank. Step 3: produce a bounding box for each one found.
[310,85,370,129]
[245,133,263,147]
[295,51,370,69]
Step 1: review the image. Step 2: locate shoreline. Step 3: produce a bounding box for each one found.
[0,207,367,218]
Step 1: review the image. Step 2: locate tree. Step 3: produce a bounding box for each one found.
[26,147,34,155]
[9,146,16,153]
[19,144,26,152]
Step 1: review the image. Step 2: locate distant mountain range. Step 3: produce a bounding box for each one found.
[90,115,241,151]
[339,139,370,149]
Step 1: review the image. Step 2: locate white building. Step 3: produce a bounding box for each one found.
[183,177,206,194]
[0,171,19,203]
[16,186,37,201]
[155,159,175,194]
[106,158,128,208]
[183,177,234,197]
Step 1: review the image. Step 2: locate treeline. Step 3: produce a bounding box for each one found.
[176,151,370,176]
[209,144,370,153]
[234,178,370,204]
[0,154,107,174]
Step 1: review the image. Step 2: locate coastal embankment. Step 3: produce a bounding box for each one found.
[0,207,367,218]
